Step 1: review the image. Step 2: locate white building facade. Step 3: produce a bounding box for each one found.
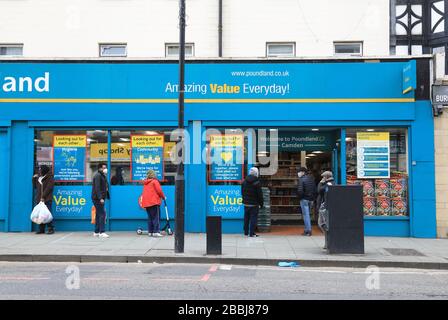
[0,0,391,58]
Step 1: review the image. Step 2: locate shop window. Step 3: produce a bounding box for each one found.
[34,129,175,186]
[346,128,409,217]
[334,42,363,57]
[99,43,127,57]
[0,44,23,56]
[34,130,108,185]
[110,130,176,185]
[165,43,194,57]
[266,43,295,57]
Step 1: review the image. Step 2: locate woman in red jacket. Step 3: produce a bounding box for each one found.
[141,170,166,237]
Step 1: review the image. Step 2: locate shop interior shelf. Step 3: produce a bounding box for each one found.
[270,195,297,197]
[271,214,301,220]
[271,205,300,207]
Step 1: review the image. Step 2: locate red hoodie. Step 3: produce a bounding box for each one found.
[141,178,165,208]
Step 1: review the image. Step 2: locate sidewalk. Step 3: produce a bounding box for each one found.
[0,232,447,269]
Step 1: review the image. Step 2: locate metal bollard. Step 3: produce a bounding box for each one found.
[206,216,222,255]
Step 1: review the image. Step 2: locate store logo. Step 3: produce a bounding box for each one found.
[1,72,50,93]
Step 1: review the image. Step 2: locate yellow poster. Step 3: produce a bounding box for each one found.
[357,132,389,141]
[90,143,131,161]
[164,142,176,159]
[210,134,244,148]
[54,135,87,147]
[131,135,164,148]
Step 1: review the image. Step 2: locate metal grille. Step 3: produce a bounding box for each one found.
[383,248,425,256]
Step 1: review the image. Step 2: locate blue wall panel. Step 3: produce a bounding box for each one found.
[409,101,436,238]
[9,122,33,232]
[185,102,415,122]
[109,185,175,220]
[0,131,8,223]
[364,219,410,237]
[222,220,244,234]
[185,121,207,232]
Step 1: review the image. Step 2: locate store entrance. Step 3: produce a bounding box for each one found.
[256,129,339,235]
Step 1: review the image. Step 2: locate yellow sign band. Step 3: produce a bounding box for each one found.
[54,135,87,147]
[0,98,415,104]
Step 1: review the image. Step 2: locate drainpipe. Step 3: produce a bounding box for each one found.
[218,0,223,57]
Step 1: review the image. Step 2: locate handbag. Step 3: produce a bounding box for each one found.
[91,205,107,224]
[91,205,96,224]
[318,201,329,231]
[138,194,144,209]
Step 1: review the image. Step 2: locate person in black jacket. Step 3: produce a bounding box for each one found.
[32,165,55,234]
[91,163,110,238]
[241,167,264,237]
[297,167,317,236]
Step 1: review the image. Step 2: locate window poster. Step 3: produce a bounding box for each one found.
[357,132,390,179]
[53,135,87,182]
[131,135,164,181]
[209,134,244,182]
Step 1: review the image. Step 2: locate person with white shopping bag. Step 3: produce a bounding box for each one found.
[31,165,55,234]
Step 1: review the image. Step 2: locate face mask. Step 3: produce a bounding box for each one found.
[298,172,305,178]
[102,168,108,175]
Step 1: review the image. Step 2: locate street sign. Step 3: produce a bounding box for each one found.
[432,85,448,106]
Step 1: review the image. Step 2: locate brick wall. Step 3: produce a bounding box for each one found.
[435,112,448,238]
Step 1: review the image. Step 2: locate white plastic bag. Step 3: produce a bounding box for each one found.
[30,202,53,225]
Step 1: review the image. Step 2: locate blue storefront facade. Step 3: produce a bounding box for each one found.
[0,57,436,237]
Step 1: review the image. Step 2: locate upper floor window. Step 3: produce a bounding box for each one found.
[165,43,194,57]
[0,44,23,56]
[334,42,363,57]
[266,42,295,57]
[99,43,127,57]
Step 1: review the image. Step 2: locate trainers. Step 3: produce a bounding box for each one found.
[99,233,110,238]
[93,233,100,237]
[152,232,163,237]
[148,233,153,237]
[46,229,55,235]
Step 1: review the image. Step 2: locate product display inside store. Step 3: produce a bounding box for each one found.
[346,128,408,217]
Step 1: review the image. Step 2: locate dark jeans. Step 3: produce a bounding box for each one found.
[38,201,54,233]
[244,206,259,236]
[146,205,160,233]
[94,201,106,234]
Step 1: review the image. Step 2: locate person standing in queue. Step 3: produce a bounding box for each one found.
[242,167,264,237]
[297,167,317,236]
[32,165,55,234]
[141,169,166,237]
[92,163,110,238]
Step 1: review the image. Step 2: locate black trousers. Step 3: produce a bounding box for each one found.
[38,201,55,232]
[93,201,106,234]
[244,206,259,236]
